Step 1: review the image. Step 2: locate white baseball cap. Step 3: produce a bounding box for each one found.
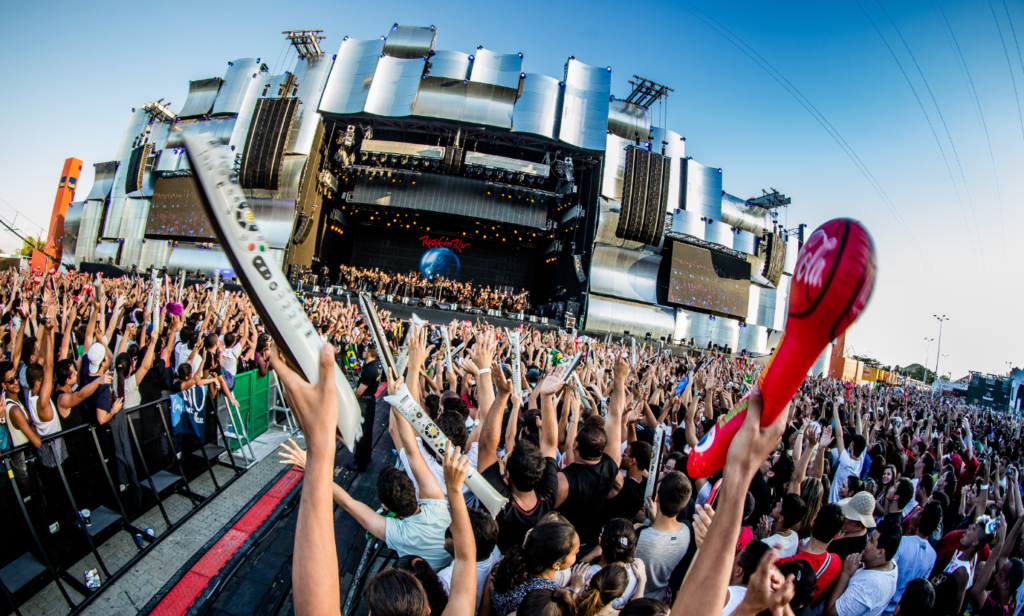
[87,343,107,373]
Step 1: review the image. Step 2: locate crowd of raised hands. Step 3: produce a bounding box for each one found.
[5,267,1022,616]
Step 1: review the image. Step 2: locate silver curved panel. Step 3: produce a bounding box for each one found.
[382,25,436,59]
[585,295,675,340]
[244,154,307,249]
[608,100,649,141]
[595,199,645,250]
[737,324,768,355]
[86,161,118,200]
[413,77,469,122]
[722,192,771,235]
[601,134,629,200]
[119,197,150,241]
[682,158,722,221]
[704,221,733,248]
[590,245,661,304]
[733,229,756,255]
[811,344,832,377]
[156,148,182,171]
[212,59,260,115]
[179,78,223,118]
[75,200,104,263]
[511,73,562,139]
[62,201,84,259]
[287,54,334,154]
[470,48,523,89]
[429,50,471,80]
[319,38,386,115]
[166,118,235,148]
[559,59,611,151]
[139,238,173,272]
[364,56,424,117]
[677,309,740,351]
[773,274,790,331]
[463,82,515,127]
[650,126,685,213]
[167,245,235,277]
[670,209,705,240]
[114,109,149,162]
[767,330,784,352]
[93,241,122,264]
[784,233,800,275]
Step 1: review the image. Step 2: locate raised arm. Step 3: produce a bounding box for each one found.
[475,361,512,471]
[605,356,629,464]
[441,446,478,616]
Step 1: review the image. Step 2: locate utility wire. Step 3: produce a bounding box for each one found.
[874,0,984,263]
[664,0,933,275]
[933,2,1006,256]
[990,0,1024,145]
[854,0,978,266]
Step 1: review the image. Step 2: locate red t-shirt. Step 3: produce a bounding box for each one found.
[955,456,980,501]
[779,550,841,602]
[980,595,1016,616]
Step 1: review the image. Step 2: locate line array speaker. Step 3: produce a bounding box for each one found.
[444,146,464,172]
[239,97,299,190]
[761,232,787,286]
[615,145,671,245]
[124,143,153,193]
[292,214,313,245]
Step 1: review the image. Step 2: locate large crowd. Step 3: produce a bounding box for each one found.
[2,267,1022,616]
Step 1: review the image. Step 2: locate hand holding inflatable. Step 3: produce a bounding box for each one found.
[688,219,877,478]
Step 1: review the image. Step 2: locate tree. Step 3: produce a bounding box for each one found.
[16,235,44,257]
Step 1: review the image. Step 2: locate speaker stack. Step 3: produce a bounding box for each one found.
[615,145,671,246]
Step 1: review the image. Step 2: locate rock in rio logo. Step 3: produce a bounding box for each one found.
[420,235,471,253]
[794,229,838,289]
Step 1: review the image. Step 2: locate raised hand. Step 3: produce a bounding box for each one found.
[278,438,308,470]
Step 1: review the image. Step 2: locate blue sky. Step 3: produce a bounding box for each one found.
[2,0,1021,379]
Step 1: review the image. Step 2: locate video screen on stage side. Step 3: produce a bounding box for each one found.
[668,242,751,318]
[145,176,215,239]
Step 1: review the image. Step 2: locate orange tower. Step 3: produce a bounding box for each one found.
[30,157,83,272]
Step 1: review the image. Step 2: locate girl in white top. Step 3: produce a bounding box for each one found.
[113,315,164,411]
[579,519,648,610]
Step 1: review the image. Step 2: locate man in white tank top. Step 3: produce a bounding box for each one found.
[25,318,67,467]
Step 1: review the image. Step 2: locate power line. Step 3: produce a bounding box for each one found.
[932,2,1006,256]
[854,0,978,266]
[990,0,1024,145]
[663,0,933,275]
[873,0,984,263]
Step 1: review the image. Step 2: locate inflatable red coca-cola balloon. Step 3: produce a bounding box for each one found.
[687,219,877,479]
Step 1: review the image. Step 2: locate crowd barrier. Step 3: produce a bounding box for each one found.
[0,389,252,616]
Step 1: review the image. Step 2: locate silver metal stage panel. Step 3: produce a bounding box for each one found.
[671,208,705,240]
[586,294,675,340]
[682,158,722,221]
[287,53,334,155]
[212,59,260,116]
[114,108,149,162]
[319,38,386,115]
[179,78,223,118]
[85,161,118,201]
[156,148,182,172]
[703,220,733,248]
[167,245,234,277]
[733,228,756,255]
[347,173,548,228]
[676,309,740,351]
[139,238,172,272]
[244,154,308,249]
[362,140,445,159]
[512,73,562,140]
[412,78,516,128]
[747,275,789,330]
[383,24,436,59]
[784,233,800,275]
[559,58,611,151]
[721,192,771,235]
[428,50,471,80]
[594,199,646,251]
[93,241,121,264]
[608,100,649,141]
[737,323,768,355]
[590,245,661,305]
[601,134,629,201]
[75,200,104,263]
[365,56,426,117]
[62,201,84,260]
[650,126,686,222]
[166,117,235,148]
[464,151,549,177]
[470,48,523,89]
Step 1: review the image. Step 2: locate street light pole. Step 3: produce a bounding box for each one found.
[924,337,934,384]
[934,315,949,382]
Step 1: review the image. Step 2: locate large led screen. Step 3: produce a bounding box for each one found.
[145,175,215,239]
[668,242,751,318]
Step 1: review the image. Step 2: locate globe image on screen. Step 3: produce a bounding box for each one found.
[419,247,461,280]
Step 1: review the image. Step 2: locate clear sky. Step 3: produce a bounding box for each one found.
[1,0,1021,379]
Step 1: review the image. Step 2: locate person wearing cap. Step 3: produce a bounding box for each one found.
[831,491,877,560]
[824,516,902,616]
[81,342,120,425]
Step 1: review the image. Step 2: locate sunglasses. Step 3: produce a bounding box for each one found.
[4,376,17,384]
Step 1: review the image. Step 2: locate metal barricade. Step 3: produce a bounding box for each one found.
[0,393,246,616]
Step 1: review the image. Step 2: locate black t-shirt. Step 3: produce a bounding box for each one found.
[829,534,868,561]
[557,454,619,547]
[358,360,381,397]
[80,373,111,426]
[600,475,645,524]
[748,470,774,526]
[482,456,559,553]
[57,390,86,429]
[139,358,166,404]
